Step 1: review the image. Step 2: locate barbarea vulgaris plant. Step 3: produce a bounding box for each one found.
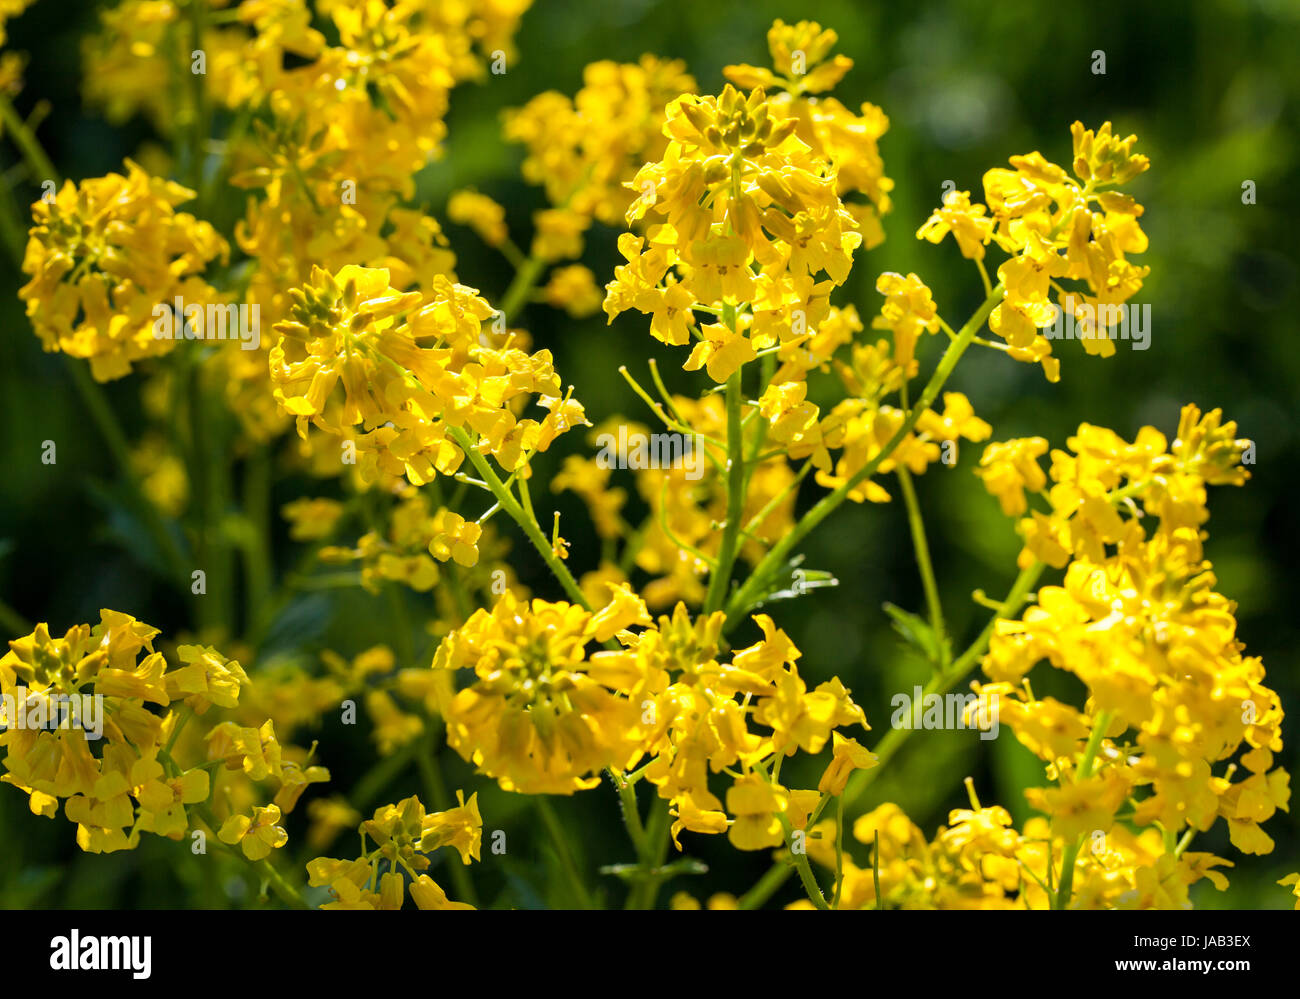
[0,6,1289,910]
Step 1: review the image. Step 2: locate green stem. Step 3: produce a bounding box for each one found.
[792,841,829,910]
[832,794,845,909]
[737,862,794,909]
[500,255,546,325]
[703,365,745,615]
[0,93,58,184]
[629,798,673,910]
[447,425,592,612]
[239,447,274,641]
[723,284,1003,630]
[842,557,1045,813]
[535,797,596,909]
[1054,709,1112,910]
[896,465,948,666]
[163,705,194,759]
[737,557,1045,904]
[192,802,309,909]
[64,358,191,588]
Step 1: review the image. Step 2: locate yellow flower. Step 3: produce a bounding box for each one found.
[164,645,249,713]
[410,875,475,910]
[274,759,331,815]
[19,161,227,381]
[420,790,482,864]
[281,498,345,541]
[219,804,289,861]
[976,438,1049,516]
[725,774,787,850]
[434,592,649,794]
[504,56,697,227]
[447,189,508,247]
[542,264,604,318]
[917,190,993,260]
[670,791,730,849]
[817,732,878,795]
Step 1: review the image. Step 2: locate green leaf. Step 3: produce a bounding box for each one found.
[751,555,840,607]
[882,602,944,668]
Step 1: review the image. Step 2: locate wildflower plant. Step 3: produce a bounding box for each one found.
[0,4,1291,913]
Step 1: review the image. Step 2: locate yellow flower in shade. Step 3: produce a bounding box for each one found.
[219,803,289,861]
[281,498,345,542]
[504,56,697,227]
[410,875,475,910]
[1279,874,1300,911]
[542,264,604,318]
[419,790,482,864]
[447,189,508,247]
[365,691,424,755]
[976,438,1049,516]
[531,207,589,262]
[164,645,249,713]
[207,719,283,782]
[306,792,481,909]
[274,759,331,815]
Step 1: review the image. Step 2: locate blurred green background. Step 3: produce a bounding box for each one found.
[1,0,1298,907]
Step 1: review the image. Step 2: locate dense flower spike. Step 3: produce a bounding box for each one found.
[918,121,1151,380]
[964,405,1289,901]
[0,611,326,859]
[505,56,698,229]
[269,263,588,484]
[305,793,481,909]
[429,588,869,849]
[19,161,228,380]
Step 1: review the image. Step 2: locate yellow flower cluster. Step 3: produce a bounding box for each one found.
[306,792,481,909]
[4,6,1290,912]
[430,586,876,851]
[918,121,1151,379]
[19,161,228,381]
[0,610,328,859]
[966,405,1289,898]
[801,787,1237,909]
[505,55,698,231]
[269,263,588,483]
[724,19,893,248]
[317,486,484,594]
[604,77,862,382]
[67,0,527,441]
